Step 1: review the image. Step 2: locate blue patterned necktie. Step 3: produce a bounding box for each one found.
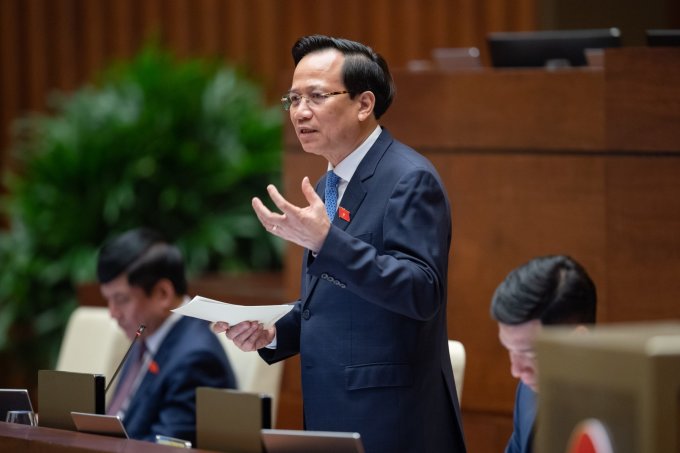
[324,170,340,221]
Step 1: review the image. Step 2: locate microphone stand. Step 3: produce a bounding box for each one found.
[105,324,146,393]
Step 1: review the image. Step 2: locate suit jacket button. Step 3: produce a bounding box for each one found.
[302,309,311,320]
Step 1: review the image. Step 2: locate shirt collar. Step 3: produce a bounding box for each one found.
[328,125,382,182]
[143,297,187,355]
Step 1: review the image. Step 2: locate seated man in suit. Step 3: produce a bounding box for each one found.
[97,227,236,444]
[490,255,597,453]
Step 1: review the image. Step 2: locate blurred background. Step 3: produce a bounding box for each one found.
[1,1,679,452]
[2,0,678,157]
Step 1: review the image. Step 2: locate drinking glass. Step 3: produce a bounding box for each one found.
[5,410,38,426]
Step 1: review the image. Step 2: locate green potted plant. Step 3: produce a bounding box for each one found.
[0,44,283,384]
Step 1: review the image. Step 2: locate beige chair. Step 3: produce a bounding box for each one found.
[214,333,284,426]
[56,306,129,385]
[448,340,466,402]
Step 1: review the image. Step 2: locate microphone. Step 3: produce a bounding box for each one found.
[105,324,146,393]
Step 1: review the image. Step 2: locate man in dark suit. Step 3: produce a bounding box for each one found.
[214,35,466,452]
[490,255,597,453]
[97,227,236,444]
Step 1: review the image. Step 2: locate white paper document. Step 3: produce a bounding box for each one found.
[172,296,293,328]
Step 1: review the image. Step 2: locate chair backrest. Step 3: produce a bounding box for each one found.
[56,306,129,383]
[214,333,284,426]
[448,340,466,402]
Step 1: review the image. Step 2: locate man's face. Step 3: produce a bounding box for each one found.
[288,49,364,166]
[100,274,165,340]
[498,319,542,392]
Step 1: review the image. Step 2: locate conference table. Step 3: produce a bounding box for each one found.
[0,421,220,452]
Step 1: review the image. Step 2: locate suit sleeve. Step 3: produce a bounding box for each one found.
[259,301,302,363]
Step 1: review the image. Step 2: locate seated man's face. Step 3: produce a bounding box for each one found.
[100,274,165,340]
[498,319,542,392]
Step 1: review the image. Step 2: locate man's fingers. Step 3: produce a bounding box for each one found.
[225,321,257,340]
[253,195,285,233]
[252,197,274,222]
[232,323,264,351]
[240,334,261,351]
[251,196,267,212]
[301,176,323,207]
[267,184,297,215]
[229,321,260,341]
[212,321,230,333]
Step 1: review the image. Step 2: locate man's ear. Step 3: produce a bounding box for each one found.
[357,91,376,122]
[152,279,176,310]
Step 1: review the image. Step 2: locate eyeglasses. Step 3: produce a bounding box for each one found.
[280,91,349,111]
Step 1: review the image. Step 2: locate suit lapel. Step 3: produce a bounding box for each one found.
[334,129,392,232]
[300,129,394,308]
[126,318,186,415]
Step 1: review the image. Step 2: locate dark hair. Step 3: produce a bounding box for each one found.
[291,35,395,119]
[490,255,596,326]
[96,227,187,296]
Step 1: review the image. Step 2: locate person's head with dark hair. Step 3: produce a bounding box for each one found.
[281,35,394,167]
[97,227,188,340]
[291,35,395,119]
[490,255,597,391]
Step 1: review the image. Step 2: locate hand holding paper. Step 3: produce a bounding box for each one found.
[217,320,277,352]
[172,296,293,329]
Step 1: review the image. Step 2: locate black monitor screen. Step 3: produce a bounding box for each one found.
[646,29,680,47]
[488,28,622,68]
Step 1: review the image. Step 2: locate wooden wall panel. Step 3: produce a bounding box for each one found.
[385,69,604,150]
[463,410,514,453]
[52,0,77,92]
[605,47,680,152]
[0,0,20,172]
[0,0,539,174]
[81,0,107,81]
[24,0,48,111]
[605,156,680,322]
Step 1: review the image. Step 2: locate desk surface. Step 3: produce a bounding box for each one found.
[0,421,219,452]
